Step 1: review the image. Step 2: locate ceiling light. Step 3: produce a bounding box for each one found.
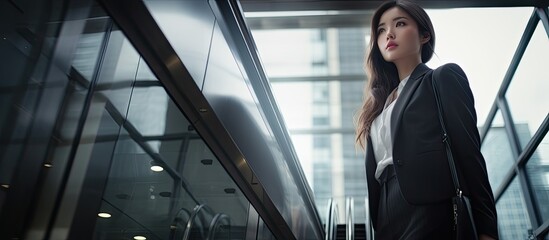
[97,212,111,218]
[200,159,213,165]
[1,184,9,189]
[134,236,147,240]
[159,192,172,197]
[150,166,164,172]
[44,163,52,168]
[115,193,130,200]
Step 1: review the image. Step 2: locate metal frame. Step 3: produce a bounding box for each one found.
[478,7,549,239]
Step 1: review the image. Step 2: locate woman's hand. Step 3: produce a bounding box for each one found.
[479,234,496,240]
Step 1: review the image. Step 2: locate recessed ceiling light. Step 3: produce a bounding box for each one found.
[44,163,52,168]
[150,166,164,172]
[98,212,111,218]
[115,193,130,200]
[159,192,172,198]
[1,184,9,189]
[134,236,147,240]
[200,159,213,165]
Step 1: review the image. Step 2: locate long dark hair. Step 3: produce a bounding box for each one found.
[355,0,435,148]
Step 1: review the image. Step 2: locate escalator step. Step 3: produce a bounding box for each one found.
[354,223,366,240]
[336,224,346,240]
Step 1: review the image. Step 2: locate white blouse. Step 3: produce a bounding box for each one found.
[371,75,410,180]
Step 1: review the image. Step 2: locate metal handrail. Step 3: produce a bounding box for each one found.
[324,198,339,240]
[183,204,206,240]
[324,199,339,240]
[206,213,230,240]
[325,199,333,240]
[346,197,354,240]
[170,208,191,240]
[364,197,373,240]
[331,203,339,240]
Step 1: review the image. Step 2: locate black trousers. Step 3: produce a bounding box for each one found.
[375,165,453,240]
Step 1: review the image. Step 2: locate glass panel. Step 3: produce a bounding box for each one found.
[526,133,549,222]
[506,22,549,150]
[98,28,141,116]
[25,18,110,239]
[257,217,276,240]
[496,177,532,240]
[95,199,160,240]
[143,0,215,88]
[425,8,532,123]
[0,5,107,233]
[203,22,323,239]
[93,42,250,239]
[72,30,104,81]
[0,0,66,205]
[481,110,515,192]
[47,19,142,239]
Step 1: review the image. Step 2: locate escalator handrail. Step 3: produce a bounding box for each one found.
[325,199,333,240]
[364,197,373,240]
[346,197,354,240]
[206,213,231,240]
[170,208,191,239]
[331,203,339,240]
[183,204,206,240]
[324,199,339,240]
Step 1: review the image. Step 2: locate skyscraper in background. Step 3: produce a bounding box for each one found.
[251,26,370,223]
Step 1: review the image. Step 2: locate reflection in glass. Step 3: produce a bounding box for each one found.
[143,0,215,88]
[97,29,141,116]
[1,10,109,234]
[257,217,276,240]
[496,178,531,240]
[481,110,515,192]
[91,32,251,238]
[0,4,66,207]
[72,31,104,81]
[526,133,549,222]
[506,22,549,150]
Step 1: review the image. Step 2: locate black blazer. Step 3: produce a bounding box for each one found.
[365,63,498,238]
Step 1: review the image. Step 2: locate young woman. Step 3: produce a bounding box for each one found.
[355,1,498,239]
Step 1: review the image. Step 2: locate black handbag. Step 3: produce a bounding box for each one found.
[432,68,479,240]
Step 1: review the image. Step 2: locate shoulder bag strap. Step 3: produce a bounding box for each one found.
[431,67,462,195]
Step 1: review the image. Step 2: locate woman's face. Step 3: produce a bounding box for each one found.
[376,7,428,64]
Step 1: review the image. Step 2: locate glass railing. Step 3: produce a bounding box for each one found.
[207,1,324,238]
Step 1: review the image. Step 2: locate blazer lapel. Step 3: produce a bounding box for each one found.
[390,63,432,142]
